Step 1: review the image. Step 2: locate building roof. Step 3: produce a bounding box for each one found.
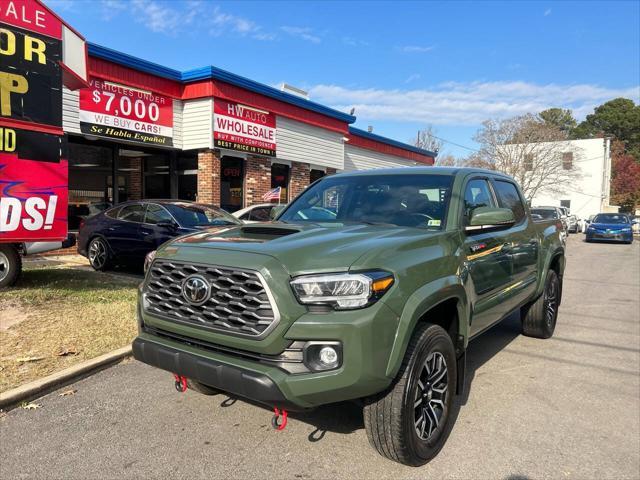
[88,43,355,124]
[349,127,437,158]
[87,42,434,160]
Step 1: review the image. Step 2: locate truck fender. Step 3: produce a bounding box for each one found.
[534,246,565,299]
[384,276,469,379]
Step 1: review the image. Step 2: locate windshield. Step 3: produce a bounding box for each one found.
[531,208,557,220]
[592,214,630,224]
[278,173,454,229]
[166,203,241,228]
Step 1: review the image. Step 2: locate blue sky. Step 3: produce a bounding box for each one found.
[47,0,639,158]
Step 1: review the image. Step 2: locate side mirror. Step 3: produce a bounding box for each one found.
[465,207,515,233]
[270,205,286,220]
[157,219,178,230]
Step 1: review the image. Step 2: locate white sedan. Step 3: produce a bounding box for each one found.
[232,203,283,223]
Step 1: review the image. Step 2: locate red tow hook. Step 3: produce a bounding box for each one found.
[173,374,188,393]
[271,407,288,431]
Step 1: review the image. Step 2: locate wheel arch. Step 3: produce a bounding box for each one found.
[385,278,469,379]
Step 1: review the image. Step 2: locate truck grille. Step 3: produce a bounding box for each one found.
[144,260,278,337]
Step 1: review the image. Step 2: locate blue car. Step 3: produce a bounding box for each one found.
[585,213,634,244]
[78,200,242,271]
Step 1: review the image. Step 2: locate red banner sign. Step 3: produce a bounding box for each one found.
[0,153,68,242]
[214,99,276,157]
[79,77,174,146]
[0,0,62,40]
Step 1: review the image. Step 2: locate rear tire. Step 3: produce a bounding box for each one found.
[0,244,21,288]
[521,269,560,339]
[363,323,457,466]
[88,237,111,271]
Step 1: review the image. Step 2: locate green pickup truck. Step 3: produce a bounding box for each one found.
[133,167,565,466]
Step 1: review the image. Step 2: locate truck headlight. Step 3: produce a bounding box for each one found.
[290,271,394,310]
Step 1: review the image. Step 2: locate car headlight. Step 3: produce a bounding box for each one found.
[622,227,632,232]
[144,250,157,274]
[290,271,394,310]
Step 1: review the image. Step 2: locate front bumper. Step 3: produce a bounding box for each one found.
[586,231,633,242]
[132,336,303,411]
[135,299,400,409]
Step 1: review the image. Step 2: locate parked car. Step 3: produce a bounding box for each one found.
[632,215,640,235]
[585,213,634,244]
[133,167,565,466]
[567,214,579,233]
[232,203,283,223]
[78,200,242,270]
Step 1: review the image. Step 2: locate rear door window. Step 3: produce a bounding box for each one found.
[145,204,174,225]
[249,207,272,221]
[492,180,526,223]
[117,204,145,223]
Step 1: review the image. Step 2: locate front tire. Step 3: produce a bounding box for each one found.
[88,237,111,271]
[0,244,21,288]
[363,323,457,466]
[521,269,560,339]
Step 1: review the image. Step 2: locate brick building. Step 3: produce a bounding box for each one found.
[62,43,436,230]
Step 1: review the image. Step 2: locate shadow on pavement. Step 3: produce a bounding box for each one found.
[218,313,524,441]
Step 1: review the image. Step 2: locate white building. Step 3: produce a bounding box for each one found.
[530,138,612,219]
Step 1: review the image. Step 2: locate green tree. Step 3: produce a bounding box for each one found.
[539,108,577,137]
[572,98,640,161]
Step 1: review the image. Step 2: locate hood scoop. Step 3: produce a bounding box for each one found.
[240,224,302,237]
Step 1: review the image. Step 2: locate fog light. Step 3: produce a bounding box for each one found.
[319,346,338,366]
[303,342,342,372]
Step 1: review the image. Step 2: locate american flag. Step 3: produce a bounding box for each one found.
[262,186,282,202]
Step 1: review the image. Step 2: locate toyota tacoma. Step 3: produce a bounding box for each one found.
[133,167,565,466]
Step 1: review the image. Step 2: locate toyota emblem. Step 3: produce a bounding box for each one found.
[182,275,211,305]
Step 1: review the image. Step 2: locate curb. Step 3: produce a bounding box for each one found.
[0,345,132,410]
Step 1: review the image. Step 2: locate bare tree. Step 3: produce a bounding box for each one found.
[434,154,458,166]
[414,125,443,155]
[471,114,583,201]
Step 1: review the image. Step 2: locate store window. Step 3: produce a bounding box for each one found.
[144,154,171,199]
[68,141,118,231]
[271,163,290,203]
[177,152,198,201]
[310,169,326,183]
[220,156,244,212]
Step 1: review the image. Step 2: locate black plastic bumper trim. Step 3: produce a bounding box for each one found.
[132,337,305,411]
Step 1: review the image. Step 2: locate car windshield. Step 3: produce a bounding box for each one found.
[531,208,557,220]
[592,214,630,224]
[278,173,454,229]
[165,203,241,227]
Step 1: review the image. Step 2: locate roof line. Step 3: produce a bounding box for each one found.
[349,127,437,158]
[87,43,355,124]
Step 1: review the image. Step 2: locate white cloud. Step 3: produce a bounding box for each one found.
[280,26,321,44]
[98,1,273,40]
[343,37,370,47]
[544,8,552,16]
[131,0,182,33]
[399,45,435,53]
[405,73,421,83]
[211,6,259,35]
[307,81,640,126]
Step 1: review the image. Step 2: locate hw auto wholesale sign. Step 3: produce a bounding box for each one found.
[214,99,276,157]
[0,0,69,242]
[79,77,174,146]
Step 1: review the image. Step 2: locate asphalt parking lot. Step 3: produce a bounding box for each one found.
[1,235,638,480]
